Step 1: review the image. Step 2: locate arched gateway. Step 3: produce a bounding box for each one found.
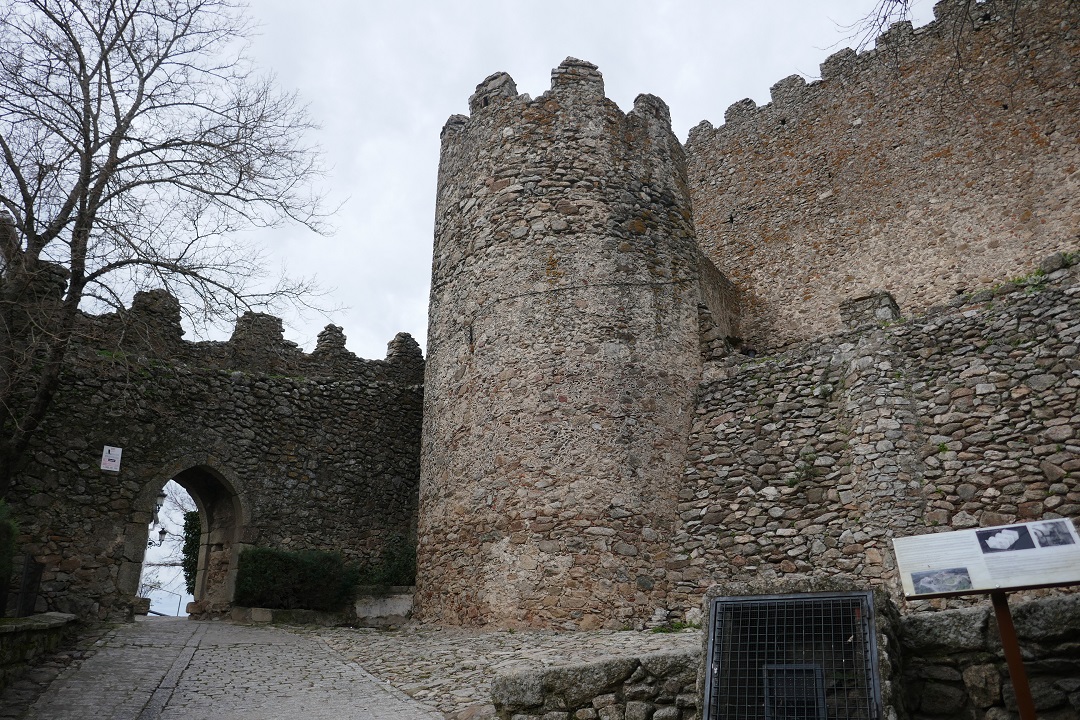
[169,465,246,611]
[129,462,250,614]
[7,293,423,619]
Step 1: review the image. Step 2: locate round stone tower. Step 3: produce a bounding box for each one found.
[418,59,705,629]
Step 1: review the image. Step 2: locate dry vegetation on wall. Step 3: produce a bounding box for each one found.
[686,0,1079,351]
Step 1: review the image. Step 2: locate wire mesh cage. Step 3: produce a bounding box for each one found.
[704,591,882,720]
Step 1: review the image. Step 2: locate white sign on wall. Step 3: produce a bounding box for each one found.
[100,445,123,472]
[893,519,1080,598]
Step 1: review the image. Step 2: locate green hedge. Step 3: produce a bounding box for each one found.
[234,547,359,611]
[0,501,15,617]
[357,535,416,587]
[181,511,200,596]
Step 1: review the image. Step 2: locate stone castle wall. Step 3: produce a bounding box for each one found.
[901,594,1080,718]
[667,255,1079,618]
[418,0,1080,629]
[7,292,423,618]
[686,0,1080,351]
[10,0,1079,637]
[418,59,723,629]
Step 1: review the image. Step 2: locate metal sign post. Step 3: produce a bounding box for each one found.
[989,591,1036,720]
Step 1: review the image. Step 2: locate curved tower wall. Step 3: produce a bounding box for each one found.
[418,59,704,629]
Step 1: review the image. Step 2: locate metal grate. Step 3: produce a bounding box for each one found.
[704,591,882,720]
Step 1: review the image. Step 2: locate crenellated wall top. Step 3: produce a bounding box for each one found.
[65,289,423,382]
[686,0,1015,146]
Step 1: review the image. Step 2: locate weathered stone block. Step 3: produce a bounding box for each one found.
[250,607,272,623]
[902,605,989,654]
[1013,595,1080,644]
[624,701,653,720]
[592,694,618,709]
[962,664,1001,708]
[919,682,967,714]
[1003,677,1068,712]
[492,671,545,709]
[839,292,902,330]
[624,683,657,701]
[639,651,698,681]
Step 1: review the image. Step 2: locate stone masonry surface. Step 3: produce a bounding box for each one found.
[5,0,1078,681]
[686,0,1080,350]
[490,651,700,720]
[416,0,1079,631]
[666,256,1080,617]
[0,613,75,693]
[6,290,423,619]
[900,593,1080,719]
[12,618,442,720]
[419,58,716,630]
[317,625,700,717]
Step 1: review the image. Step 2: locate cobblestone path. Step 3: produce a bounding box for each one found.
[17,618,441,720]
[7,618,700,720]
[314,625,701,717]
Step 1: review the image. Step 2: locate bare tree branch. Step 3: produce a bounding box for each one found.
[0,0,329,491]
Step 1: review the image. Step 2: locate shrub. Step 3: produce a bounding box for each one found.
[357,535,416,588]
[181,511,201,596]
[0,501,16,617]
[234,547,359,611]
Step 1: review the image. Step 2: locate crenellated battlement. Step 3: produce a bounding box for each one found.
[689,0,999,140]
[66,291,423,384]
[9,286,424,622]
[418,0,1078,633]
[686,0,1079,349]
[420,57,732,630]
[12,0,1078,656]
[432,58,709,333]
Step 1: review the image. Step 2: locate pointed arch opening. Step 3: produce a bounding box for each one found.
[171,465,247,613]
[139,480,198,615]
[127,461,250,616]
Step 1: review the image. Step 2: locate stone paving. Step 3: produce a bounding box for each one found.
[1,618,701,719]
[7,618,442,720]
[313,624,702,717]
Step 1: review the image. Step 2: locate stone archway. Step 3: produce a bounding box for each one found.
[171,466,247,613]
[130,459,251,615]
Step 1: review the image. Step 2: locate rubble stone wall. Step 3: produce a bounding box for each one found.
[685,0,1080,351]
[491,650,701,720]
[901,594,1080,719]
[419,59,714,629]
[6,294,423,619]
[0,613,75,692]
[668,256,1079,618]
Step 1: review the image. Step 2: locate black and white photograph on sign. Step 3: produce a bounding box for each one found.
[976,525,1036,553]
[1032,520,1076,548]
[911,567,973,595]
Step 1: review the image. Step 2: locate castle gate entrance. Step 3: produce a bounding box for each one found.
[169,465,247,612]
[127,463,249,615]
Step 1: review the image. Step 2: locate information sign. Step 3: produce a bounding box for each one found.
[100,445,123,472]
[893,519,1080,599]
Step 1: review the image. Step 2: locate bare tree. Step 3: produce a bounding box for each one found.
[846,0,1024,52]
[848,0,918,49]
[0,0,328,491]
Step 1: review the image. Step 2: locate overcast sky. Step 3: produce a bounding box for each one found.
[235,0,935,360]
